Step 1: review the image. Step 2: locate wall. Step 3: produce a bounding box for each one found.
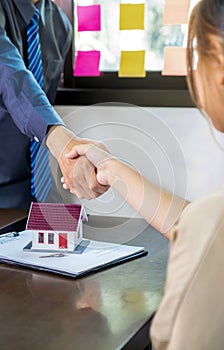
[54,105,224,218]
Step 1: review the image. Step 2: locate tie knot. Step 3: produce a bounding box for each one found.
[27,6,44,88]
[29,8,40,28]
[34,7,40,20]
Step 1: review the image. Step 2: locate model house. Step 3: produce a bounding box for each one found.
[25,202,87,253]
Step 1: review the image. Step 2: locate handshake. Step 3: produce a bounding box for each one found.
[46,125,187,237]
[46,125,114,200]
[46,125,129,202]
[61,140,115,199]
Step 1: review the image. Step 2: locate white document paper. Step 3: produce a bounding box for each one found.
[0,230,146,278]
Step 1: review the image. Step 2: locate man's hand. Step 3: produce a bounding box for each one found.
[60,147,109,199]
[46,125,109,199]
[64,143,115,187]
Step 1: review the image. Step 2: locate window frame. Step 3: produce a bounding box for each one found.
[38,232,44,244]
[48,233,54,245]
[55,0,194,108]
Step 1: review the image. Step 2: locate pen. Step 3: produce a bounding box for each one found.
[39,253,67,258]
[0,231,20,238]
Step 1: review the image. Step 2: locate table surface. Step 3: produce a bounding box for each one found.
[0,208,28,234]
[0,212,168,350]
[0,208,27,227]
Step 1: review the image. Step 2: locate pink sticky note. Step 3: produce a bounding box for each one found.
[162,47,187,76]
[77,5,101,32]
[74,51,101,77]
[163,0,191,25]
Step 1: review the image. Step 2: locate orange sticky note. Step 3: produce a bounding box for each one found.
[119,50,146,78]
[120,4,145,30]
[163,0,191,25]
[162,47,187,76]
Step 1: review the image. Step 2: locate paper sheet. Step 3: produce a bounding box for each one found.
[120,3,145,30]
[163,0,191,25]
[0,231,146,278]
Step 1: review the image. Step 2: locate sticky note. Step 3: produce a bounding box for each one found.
[120,4,145,30]
[77,5,101,32]
[162,47,187,76]
[74,51,101,77]
[163,0,191,25]
[119,50,146,78]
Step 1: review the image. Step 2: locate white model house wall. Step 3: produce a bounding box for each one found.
[31,229,82,251]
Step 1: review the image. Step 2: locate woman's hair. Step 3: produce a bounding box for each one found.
[187,0,224,108]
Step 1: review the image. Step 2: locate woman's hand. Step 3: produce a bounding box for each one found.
[46,126,110,199]
[61,142,115,188]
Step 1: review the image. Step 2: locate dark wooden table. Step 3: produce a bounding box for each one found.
[0,208,28,234]
[0,211,168,350]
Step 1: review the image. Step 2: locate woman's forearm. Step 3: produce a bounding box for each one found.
[105,159,189,238]
[65,144,190,238]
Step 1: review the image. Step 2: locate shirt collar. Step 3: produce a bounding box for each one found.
[12,0,46,26]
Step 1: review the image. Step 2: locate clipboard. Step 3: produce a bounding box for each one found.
[0,230,147,278]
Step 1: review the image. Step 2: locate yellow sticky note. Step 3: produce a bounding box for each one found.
[120,4,145,30]
[119,50,146,78]
[162,47,187,76]
[163,0,191,25]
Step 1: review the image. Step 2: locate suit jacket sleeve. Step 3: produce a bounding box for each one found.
[0,25,64,143]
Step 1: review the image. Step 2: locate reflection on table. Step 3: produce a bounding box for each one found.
[0,215,168,350]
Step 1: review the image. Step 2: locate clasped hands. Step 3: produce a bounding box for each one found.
[46,125,113,200]
[61,141,113,199]
[61,142,116,198]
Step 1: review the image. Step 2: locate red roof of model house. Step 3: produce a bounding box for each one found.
[26,203,87,232]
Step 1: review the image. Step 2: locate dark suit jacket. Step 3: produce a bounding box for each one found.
[0,0,72,209]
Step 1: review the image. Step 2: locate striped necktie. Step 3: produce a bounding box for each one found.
[27,8,51,202]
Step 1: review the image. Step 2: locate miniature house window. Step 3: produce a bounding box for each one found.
[48,233,54,245]
[38,232,44,244]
